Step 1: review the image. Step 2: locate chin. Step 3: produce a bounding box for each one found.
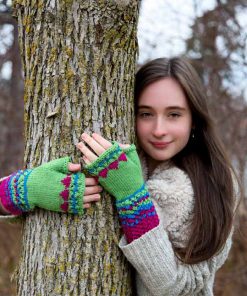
[149,153,170,162]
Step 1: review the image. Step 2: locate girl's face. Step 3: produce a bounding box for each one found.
[136,77,193,168]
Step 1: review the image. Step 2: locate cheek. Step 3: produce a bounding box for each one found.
[136,120,150,137]
[171,122,192,140]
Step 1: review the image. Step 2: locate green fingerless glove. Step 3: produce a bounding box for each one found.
[84,142,160,244]
[0,157,85,215]
[85,142,145,201]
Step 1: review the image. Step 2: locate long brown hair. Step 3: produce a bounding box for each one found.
[135,57,237,264]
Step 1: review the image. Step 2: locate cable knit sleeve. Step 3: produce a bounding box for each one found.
[118,165,236,296]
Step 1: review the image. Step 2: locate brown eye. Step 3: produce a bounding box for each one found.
[139,112,152,118]
[168,113,181,118]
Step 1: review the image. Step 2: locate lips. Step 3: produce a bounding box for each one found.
[150,141,172,148]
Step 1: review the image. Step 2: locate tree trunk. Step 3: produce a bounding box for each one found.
[13,0,139,295]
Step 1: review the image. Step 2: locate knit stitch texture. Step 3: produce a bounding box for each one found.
[0,157,85,215]
[85,142,159,242]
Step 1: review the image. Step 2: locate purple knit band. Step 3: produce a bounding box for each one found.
[121,212,159,243]
[116,185,159,243]
[0,177,22,215]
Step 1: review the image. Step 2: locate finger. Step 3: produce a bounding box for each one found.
[82,156,91,165]
[84,194,101,203]
[83,203,91,209]
[91,133,112,150]
[68,163,81,172]
[81,133,106,156]
[85,177,99,186]
[84,185,103,196]
[76,141,98,162]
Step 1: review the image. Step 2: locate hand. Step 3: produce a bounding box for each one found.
[68,162,102,209]
[0,157,99,216]
[76,132,144,202]
[76,132,130,165]
[76,133,159,244]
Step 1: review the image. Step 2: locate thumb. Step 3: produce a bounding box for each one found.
[68,163,81,172]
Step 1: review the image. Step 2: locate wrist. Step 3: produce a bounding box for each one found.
[0,174,24,216]
[116,185,160,243]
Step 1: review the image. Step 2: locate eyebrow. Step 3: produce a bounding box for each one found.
[138,105,187,111]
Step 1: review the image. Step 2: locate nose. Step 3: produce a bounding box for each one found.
[153,117,167,138]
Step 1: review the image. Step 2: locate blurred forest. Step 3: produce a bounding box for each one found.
[0,0,246,295]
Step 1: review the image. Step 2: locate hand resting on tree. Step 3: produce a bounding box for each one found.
[0,157,102,216]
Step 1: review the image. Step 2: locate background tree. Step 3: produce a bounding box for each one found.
[186,0,247,294]
[0,1,24,177]
[6,0,139,294]
[0,2,23,295]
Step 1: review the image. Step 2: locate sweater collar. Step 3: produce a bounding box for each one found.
[138,149,173,181]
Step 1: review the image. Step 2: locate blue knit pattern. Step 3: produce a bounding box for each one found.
[116,184,158,227]
[69,173,80,214]
[8,169,32,212]
[87,142,122,175]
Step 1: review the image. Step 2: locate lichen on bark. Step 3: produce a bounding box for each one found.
[13,0,139,295]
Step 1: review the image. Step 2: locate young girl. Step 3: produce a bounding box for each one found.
[0,57,239,295]
[75,57,239,295]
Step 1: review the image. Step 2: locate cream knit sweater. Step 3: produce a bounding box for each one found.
[119,153,235,296]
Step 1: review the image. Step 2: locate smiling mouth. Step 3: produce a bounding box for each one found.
[151,142,172,148]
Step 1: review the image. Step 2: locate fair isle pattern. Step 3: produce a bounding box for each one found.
[60,173,83,214]
[69,173,83,214]
[97,153,127,178]
[60,175,71,212]
[0,157,85,216]
[87,142,127,177]
[116,184,159,243]
[85,142,160,243]
[0,170,32,215]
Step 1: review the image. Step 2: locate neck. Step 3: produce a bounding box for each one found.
[146,156,163,177]
[146,155,172,177]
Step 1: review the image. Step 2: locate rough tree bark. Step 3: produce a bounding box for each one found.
[13,0,139,295]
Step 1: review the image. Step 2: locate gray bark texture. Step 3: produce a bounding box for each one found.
[13,0,139,295]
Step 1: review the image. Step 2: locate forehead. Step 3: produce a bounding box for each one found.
[138,77,189,109]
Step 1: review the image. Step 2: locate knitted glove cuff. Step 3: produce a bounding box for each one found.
[86,141,136,177]
[59,171,85,215]
[116,183,160,243]
[0,170,32,215]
